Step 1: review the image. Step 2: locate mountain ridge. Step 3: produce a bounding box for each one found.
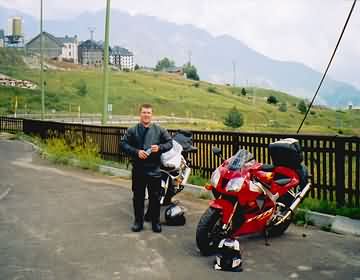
[0,6,359,107]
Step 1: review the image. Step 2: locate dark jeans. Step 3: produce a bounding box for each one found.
[132,169,161,224]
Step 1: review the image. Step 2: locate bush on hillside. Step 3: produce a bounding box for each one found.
[297,100,307,114]
[207,86,218,93]
[155,57,175,71]
[183,63,200,81]
[241,88,247,96]
[224,106,244,128]
[278,102,288,112]
[74,79,88,96]
[267,95,278,104]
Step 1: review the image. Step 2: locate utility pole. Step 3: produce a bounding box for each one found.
[102,0,111,125]
[40,0,45,119]
[232,60,236,87]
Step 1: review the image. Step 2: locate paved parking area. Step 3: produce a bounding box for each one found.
[0,140,359,280]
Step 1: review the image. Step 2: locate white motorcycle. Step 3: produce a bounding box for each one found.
[145,130,197,225]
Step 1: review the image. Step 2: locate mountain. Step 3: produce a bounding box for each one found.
[1,6,359,107]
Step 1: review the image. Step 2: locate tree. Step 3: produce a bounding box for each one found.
[183,63,200,81]
[267,95,278,104]
[278,102,288,112]
[241,88,247,96]
[224,106,244,128]
[155,57,175,71]
[74,79,88,96]
[134,64,140,70]
[297,100,307,114]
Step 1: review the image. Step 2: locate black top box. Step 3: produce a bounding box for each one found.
[269,138,303,169]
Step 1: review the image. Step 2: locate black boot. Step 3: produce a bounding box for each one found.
[132,197,144,231]
[131,221,143,232]
[152,222,162,233]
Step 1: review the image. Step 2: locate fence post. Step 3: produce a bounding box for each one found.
[232,133,240,154]
[335,137,345,207]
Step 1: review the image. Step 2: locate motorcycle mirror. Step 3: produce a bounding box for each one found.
[212,147,223,157]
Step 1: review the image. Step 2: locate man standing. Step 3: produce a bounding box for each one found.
[121,104,173,233]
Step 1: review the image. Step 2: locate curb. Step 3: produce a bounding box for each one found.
[98,165,131,178]
[20,137,360,238]
[331,216,360,237]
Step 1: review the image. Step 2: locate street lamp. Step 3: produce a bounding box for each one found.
[40,0,45,120]
[102,0,111,125]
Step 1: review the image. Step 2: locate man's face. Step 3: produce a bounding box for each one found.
[140,107,153,126]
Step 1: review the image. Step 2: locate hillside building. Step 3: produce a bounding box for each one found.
[26,32,63,58]
[110,46,134,71]
[26,32,79,62]
[57,35,79,63]
[78,40,103,66]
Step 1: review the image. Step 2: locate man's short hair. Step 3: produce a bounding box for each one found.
[139,103,153,112]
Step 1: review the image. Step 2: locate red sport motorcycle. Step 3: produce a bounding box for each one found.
[196,138,311,256]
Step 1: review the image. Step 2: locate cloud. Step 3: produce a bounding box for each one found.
[0,0,359,87]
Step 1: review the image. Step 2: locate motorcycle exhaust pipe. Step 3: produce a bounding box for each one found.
[181,166,191,185]
[274,183,312,226]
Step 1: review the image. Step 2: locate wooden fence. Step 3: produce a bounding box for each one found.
[1,117,359,207]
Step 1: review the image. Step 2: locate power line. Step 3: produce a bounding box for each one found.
[296,0,357,134]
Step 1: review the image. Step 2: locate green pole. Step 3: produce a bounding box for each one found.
[102,0,111,125]
[40,0,45,120]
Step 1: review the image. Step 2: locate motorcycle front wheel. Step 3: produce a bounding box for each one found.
[196,207,224,256]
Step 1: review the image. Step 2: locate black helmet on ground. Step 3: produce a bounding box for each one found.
[214,238,242,271]
[165,204,186,226]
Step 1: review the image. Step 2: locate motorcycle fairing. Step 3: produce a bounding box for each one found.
[209,199,235,224]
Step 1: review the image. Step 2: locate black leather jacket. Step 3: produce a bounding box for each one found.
[121,123,173,177]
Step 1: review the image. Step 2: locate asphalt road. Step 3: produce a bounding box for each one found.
[0,139,360,280]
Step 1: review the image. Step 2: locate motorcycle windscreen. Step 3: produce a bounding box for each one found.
[228,149,254,171]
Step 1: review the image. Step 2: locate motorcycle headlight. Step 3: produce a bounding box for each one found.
[225,178,245,192]
[210,168,221,187]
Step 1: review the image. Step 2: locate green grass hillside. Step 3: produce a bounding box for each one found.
[0,50,359,135]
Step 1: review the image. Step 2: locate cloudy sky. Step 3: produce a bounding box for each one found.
[1,0,359,88]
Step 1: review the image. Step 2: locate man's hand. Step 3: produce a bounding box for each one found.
[138,150,148,160]
[151,145,160,153]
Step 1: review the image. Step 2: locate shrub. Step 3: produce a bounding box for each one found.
[74,79,88,96]
[297,100,307,114]
[155,57,175,71]
[278,102,288,112]
[241,88,247,96]
[207,86,217,94]
[183,64,200,81]
[267,95,278,104]
[43,131,101,170]
[224,106,244,128]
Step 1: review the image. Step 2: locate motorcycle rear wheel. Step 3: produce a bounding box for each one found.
[267,193,294,237]
[196,207,224,256]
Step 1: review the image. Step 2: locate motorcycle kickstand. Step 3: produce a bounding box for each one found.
[264,229,270,246]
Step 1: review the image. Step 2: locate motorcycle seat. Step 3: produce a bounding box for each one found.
[260,164,275,172]
[161,165,179,173]
[274,178,292,185]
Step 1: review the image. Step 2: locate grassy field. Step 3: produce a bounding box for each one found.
[0,49,359,135]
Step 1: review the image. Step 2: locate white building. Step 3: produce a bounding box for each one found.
[110,46,135,71]
[57,35,79,64]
